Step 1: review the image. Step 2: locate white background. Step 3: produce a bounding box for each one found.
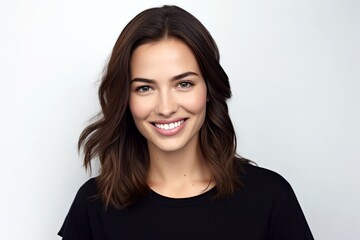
[1,0,359,239]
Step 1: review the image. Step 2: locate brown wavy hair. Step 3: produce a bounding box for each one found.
[79,5,248,208]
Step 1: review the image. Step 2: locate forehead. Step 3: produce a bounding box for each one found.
[130,38,201,79]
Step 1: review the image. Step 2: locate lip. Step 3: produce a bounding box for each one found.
[151,117,187,124]
[151,118,188,136]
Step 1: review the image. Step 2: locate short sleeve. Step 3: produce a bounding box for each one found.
[58,178,97,240]
[269,178,314,240]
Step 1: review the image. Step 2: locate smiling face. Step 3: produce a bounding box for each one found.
[129,38,207,153]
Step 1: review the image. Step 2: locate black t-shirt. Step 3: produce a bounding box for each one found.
[58,164,314,239]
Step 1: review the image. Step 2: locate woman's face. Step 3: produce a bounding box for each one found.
[129,38,207,153]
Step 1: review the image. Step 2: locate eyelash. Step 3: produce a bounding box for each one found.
[134,81,194,93]
[135,86,153,93]
[177,81,193,88]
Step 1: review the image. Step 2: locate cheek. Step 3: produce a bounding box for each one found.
[182,87,207,114]
[129,96,151,121]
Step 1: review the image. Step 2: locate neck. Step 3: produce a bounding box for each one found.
[147,136,213,197]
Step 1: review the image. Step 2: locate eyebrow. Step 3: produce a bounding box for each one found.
[130,71,199,84]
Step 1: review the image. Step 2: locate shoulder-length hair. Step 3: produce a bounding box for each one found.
[79,5,247,208]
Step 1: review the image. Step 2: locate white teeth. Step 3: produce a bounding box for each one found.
[155,120,185,130]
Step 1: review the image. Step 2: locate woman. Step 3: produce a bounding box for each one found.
[59,5,313,240]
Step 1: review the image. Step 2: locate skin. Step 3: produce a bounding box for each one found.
[129,38,214,198]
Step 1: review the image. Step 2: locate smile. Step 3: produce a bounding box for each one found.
[154,120,185,130]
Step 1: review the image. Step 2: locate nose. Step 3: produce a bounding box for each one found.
[155,90,178,117]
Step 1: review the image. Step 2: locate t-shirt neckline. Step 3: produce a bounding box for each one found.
[148,186,217,207]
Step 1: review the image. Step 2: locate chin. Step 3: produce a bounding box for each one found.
[150,141,187,153]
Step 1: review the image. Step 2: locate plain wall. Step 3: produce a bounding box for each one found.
[1,0,359,239]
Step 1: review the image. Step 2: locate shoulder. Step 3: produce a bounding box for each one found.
[58,178,99,238]
[236,163,314,239]
[70,177,99,208]
[240,163,290,187]
[237,162,295,200]
[75,178,98,200]
[65,177,99,214]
